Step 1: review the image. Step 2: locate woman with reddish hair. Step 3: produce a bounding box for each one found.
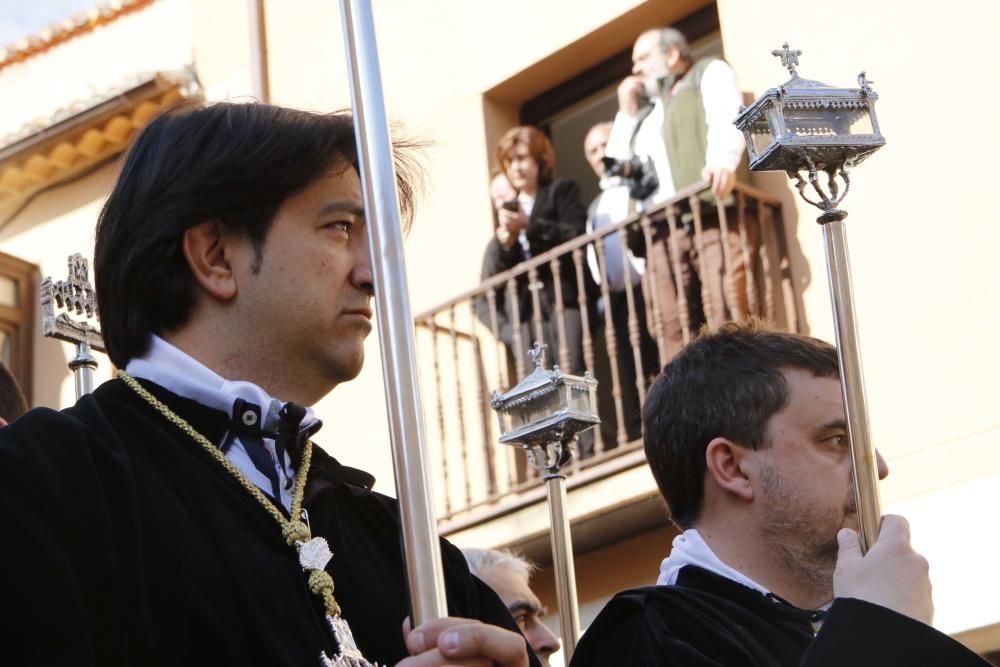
[479,126,590,382]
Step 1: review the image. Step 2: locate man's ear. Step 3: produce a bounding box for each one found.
[182,221,239,301]
[705,437,754,502]
[666,45,682,69]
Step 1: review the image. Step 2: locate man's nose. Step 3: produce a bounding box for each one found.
[875,449,889,480]
[351,233,374,296]
[530,622,561,659]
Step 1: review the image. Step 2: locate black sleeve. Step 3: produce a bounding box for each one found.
[0,409,118,666]
[439,538,543,667]
[803,598,989,666]
[571,595,726,667]
[527,179,588,251]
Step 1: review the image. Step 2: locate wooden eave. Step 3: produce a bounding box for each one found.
[0,71,199,222]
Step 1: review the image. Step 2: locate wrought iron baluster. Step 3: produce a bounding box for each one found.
[771,204,799,332]
[738,192,760,316]
[665,205,693,346]
[468,299,498,499]
[507,279,526,380]
[550,258,571,372]
[640,215,668,367]
[527,265,545,355]
[716,200,745,321]
[618,227,648,405]
[572,247,601,457]
[427,318,452,517]
[757,204,776,323]
[689,196,716,326]
[595,236,628,449]
[449,307,472,508]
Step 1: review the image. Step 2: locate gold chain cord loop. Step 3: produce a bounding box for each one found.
[117,370,343,620]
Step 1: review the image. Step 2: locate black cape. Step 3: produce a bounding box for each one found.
[0,378,539,666]
[570,565,986,666]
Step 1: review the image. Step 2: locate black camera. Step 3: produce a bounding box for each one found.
[501,198,520,213]
[601,155,659,201]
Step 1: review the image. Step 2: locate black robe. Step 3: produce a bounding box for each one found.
[570,565,986,666]
[0,378,539,666]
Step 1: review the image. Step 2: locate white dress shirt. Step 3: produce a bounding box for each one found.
[606,59,746,211]
[586,176,645,292]
[658,528,831,626]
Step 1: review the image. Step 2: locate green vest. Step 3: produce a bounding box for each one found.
[659,57,751,206]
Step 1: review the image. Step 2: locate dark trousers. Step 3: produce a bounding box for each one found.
[597,286,659,446]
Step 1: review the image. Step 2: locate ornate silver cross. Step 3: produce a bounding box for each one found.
[40,253,105,397]
[771,42,802,76]
[297,537,382,667]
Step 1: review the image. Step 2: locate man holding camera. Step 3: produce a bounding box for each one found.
[605,27,752,359]
[583,122,658,443]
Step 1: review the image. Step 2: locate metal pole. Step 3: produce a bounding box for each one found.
[247,0,270,102]
[68,341,98,399]
[820,213,882,552]
[339,0,449,624]
[544,469,580,660]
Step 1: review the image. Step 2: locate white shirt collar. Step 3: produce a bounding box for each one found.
[657,528,772,595]
[124,335,318,433]
[658,528,833,618]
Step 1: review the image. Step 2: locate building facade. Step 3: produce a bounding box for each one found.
[1,0,997,662]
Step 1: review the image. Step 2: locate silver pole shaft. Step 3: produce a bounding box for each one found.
[69,341,97,399]
[246,0,270,102]
[544,473,580,660]
[822,219,882,551]
[339,0,449,624]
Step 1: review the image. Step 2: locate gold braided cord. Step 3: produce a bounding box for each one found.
[117,369,341,617]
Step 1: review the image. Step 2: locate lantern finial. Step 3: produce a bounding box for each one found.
[771,42,802,76]
[857,71,875,96]
[530,341,548,370]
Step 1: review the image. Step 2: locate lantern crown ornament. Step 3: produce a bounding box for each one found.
[490,341,599,449]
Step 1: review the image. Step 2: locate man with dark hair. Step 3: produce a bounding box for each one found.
[0,361,27,426]
[572,321,986,665]
[583,121,658,444]
[0,102,534,667]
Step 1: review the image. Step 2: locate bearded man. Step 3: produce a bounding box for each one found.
[572,321,986,666]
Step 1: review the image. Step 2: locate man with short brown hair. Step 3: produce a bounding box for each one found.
[573,321,986,665]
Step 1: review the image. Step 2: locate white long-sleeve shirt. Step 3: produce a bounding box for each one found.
[606,59,746,211]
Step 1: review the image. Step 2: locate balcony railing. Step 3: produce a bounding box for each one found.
[415,180,798,527]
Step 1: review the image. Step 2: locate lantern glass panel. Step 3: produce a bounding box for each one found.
[782,105,874,138]
[568,387,591,414]
[499,409,515,435]
[519,401,556,428]
[846,107,874,135]
[748,113,773,158]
